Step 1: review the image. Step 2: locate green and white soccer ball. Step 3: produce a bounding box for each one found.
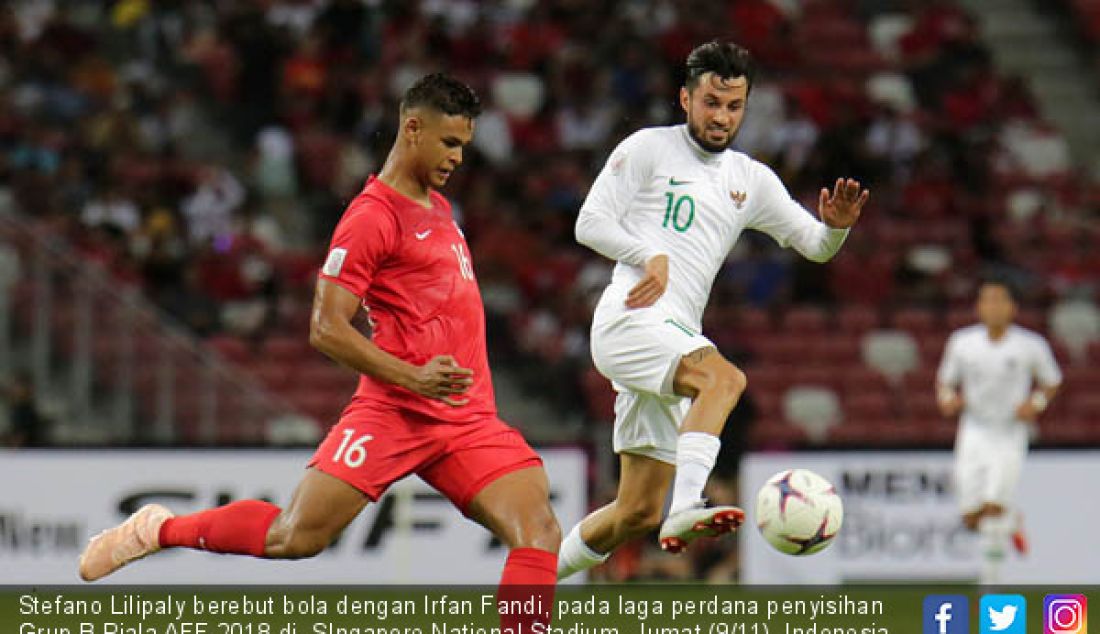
[755,469,844,556]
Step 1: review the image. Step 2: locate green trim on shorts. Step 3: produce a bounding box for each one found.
[663,318,696,337]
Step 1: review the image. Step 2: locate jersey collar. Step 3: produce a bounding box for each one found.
[678,124,724,166]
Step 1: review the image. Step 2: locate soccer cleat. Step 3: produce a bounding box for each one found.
[78,504,174,582]
[658,502,744,554]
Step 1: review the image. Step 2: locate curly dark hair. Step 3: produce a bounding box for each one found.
[685,40,756,92]
[400,73,482,119]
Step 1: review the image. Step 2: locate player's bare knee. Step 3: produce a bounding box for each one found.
[523,512,562,553]
[699,362,746,409]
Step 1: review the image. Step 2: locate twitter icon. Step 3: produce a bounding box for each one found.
[982,595,1027,634]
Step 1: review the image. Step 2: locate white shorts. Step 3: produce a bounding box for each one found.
[953,419,1029,514]
[591,304,714,465]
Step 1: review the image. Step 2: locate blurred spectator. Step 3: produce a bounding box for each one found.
[1,3,1096,583]
[997,119,1073,179]
[865,104,924,178]
[2,374,49,447]
[81,182,141,233]
[181,166,246,246]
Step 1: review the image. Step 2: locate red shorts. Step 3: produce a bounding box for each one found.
[307,402,542,514]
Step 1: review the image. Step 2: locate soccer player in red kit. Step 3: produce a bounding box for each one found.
[79,75,561,624]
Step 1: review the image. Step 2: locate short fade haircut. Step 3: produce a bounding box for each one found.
[685,40,756,93]
[978,276,1020,302]
[400,73,482,119]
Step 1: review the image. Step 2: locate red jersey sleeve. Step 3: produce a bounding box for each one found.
[318,199,399,297]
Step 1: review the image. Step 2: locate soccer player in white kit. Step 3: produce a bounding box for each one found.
[556,40,870,579]
[935,280,1061,584]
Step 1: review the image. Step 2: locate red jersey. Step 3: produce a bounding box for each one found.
[319,176,495,423]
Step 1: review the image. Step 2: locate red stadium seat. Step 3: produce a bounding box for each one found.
[844,392,895,422]
[285,390,346,427]
[238,360,294,391]
[918,333,949,365]
[812,335,862,365]
[581,365,616,424]
[837,366,892,397]
[737,307,774,335]
[826,422,880,447]
[1037,421,1098,446]
[782,306,829,333]
[891,307,940,335]
[870,421,928,446]
[904,392,943,424]
[746,365,792,394]
[748,423,808,450]
[290,362,360,395]
[1088,340,1100,365]
[1067,394,1100,419]
[752,390,784,421]
[790,365,841,390]
[750,336,810,365]
[837,306,880,333]
[945,308,974,332]
[903,367,938,395]
[206,335,253,365]
[1016,309,1045,332]
[262,335,316,363]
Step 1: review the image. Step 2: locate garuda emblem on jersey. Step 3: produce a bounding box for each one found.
[730,190,747,209]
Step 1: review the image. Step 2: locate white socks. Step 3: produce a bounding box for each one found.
[668,432,722,516]
[978,513,1013,585]
[558,432,722,580]
[557,522,609,580]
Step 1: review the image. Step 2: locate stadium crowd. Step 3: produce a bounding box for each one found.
[3,0,1100,580]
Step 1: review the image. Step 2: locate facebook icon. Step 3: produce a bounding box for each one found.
[924,595,970,634]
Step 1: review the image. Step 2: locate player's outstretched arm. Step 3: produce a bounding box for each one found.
[749,166,868,263]
[818,178,869,229]
[310,279,473,406]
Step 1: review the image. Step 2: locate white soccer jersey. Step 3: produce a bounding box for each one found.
[936,324,1062,426]
[576,124,849,330]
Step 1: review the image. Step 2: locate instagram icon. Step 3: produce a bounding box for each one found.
[1045,595,1088,634]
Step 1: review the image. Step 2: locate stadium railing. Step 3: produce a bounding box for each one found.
[0,211,314,446]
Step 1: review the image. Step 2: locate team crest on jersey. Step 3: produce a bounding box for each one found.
[730,190,748,209]
[610,152,626,175]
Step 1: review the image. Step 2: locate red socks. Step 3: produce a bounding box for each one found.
[158,500,281,557]
[498,548,558,633]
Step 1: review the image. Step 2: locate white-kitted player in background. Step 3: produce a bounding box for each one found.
[557,39,870,580]
[936,279,1062,584]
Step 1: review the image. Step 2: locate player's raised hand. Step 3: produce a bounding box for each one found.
[626,254,669,309]
[819,178,869,229]
[408,355,474,406]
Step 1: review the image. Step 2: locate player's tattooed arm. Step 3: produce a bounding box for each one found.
[684,347,717,365]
